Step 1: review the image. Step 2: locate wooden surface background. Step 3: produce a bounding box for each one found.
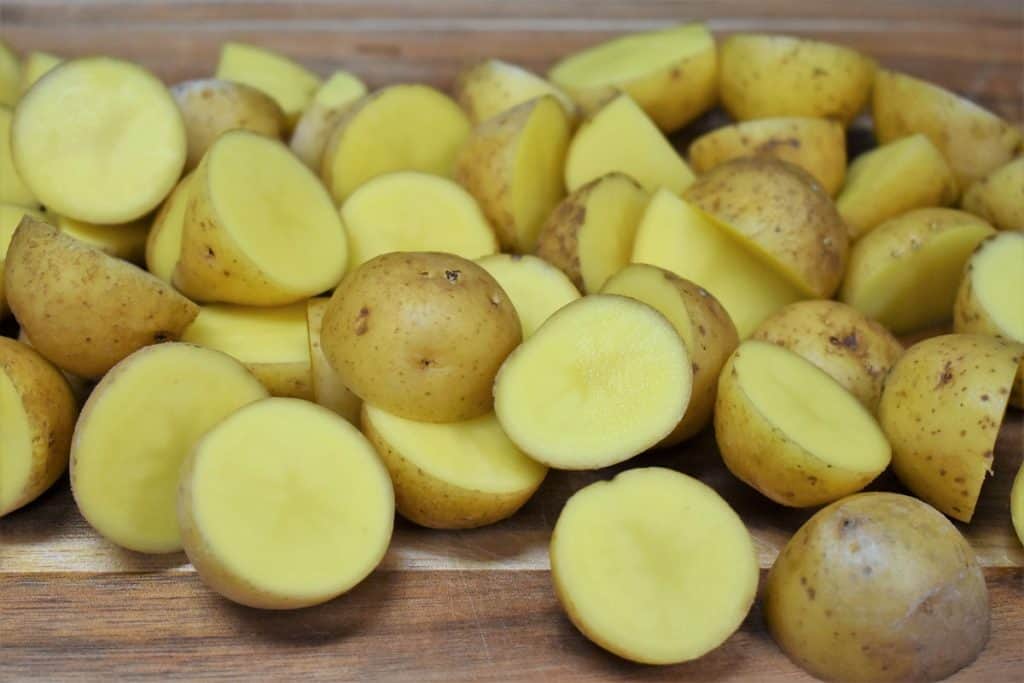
[2,1,1023,680]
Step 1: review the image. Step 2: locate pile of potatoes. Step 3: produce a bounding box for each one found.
[1,22,1022,681]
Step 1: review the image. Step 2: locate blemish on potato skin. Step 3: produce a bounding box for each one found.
[354,306,370,335]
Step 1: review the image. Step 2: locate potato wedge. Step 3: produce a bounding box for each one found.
[476,253,580,339]
[306,298,361,424]
[289,70,367,170]
[0,40,18,106]
[71,343,268,553]
[455,96,570,252]
[0,106,37,207]
[840,208,996,335]
[215,42,320,128]
[145,173,193,283]
[0,203,46,318]
[715,340,891,507]
[548,23,716,132]
[50,213,148,264]
[961,156,1024,232]
[455,58,576,124]
[18,51,61,96]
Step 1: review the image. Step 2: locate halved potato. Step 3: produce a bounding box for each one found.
[289,70,367,170]
[0,203,46,318]
[548,23,717,133]
[306,298,361,424]
[455,59,576,124]
[476,253,580,339]
[0,106,37,207]
[15,329,92,406]
[961,156,1024,232]
[0,40,18,106]
[50,213,148,264]
[17,51,61,96]
[715,340,891,507]
[215,42,321,128]
[145,173,193,283]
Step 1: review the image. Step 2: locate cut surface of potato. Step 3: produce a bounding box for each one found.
[564,95,694,194]
[341,171,497,269]
[18,51,61,96]
[215,42,321,127]
[362,404,547,529]
[955,231,1024,343]
[0,106,37,207]
[455,58,575,124]
[12,57,186,223]
[551,468,758,664]
[476,253,580,339]
[145,173,193,283]
[715,340,891,507]
[1013,465,1024,547]
[51,213,148,264]
[71,343,268,553]
[179,397,394,609]
[306,298,361,424]
[290,70,367,169]
[0,203,46,317]
[0,40,18,106]
[548,23,717,132]
[494,295,691,469]
[961,156,1024,231]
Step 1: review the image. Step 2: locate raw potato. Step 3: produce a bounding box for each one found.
[175,130,346,305]
[455,59,576,124]
[12,57,186,223]
[181,303,314,400]
[602,264,738,445]
[631,189,802,338]
[51,213,148,264]
[321,252,521,423]
[362,404,547,529]
[71,343,268,553]
[306,298,361,424]
[1013,465,1024,547]
[290,71,367,169]
[0,106,37,207]
[840,208,996,335]
[715,340,891,507]
[685,158,849,299]
[455,96,570,252]
[321,84,470,203]
[0,337,77,517]
[0,40,18,106]
[341,171,497,270]
[5,218,198,379]
[688,117,846,196]
[765,493,989,683]
[179,397,394,609]
[751,300,903,411]
[535,173,648,293]
[878,334,1020,522]
[837,134,958,240]
[145,173,193,283]
[961,156,1024,231]
[476,253,580,339]
[18,51,62,95]
[550,468,758,664]
[720,34,875,124]
[494,295,691,469]
[564,94,695,194]
[548,23,717,132]
[171,78,286,171]
[215,42,321,127]
[0,203,46,318]
[873,69,1022,187]
[15,329,92,406]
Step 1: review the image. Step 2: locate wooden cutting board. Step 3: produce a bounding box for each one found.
[2,2,1022,680]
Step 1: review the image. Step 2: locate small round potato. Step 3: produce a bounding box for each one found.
[321,252,522,423]
[765,493,990,683]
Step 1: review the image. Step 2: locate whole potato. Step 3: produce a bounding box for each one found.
[321,252,521,423]
[765,493,989,683]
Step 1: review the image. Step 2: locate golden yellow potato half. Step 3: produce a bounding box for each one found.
[476,253,580,339]
[455,58,576,125]
[0,39,18,106]
[50,213,148,264]
[145,172,194,283]
[961,156,1024,232]
[551,468,758,664]
[765,493,989,683]
[17,51,61,96]
[289,70,367,170]
[306,298,361,424]
[0,203,46,318]
[879,334,1021,522]
[215,42,321,128]
[0,106,38,207]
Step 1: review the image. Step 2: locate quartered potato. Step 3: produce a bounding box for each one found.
[215,42,321,128]
[961,156,1024,231]
[455,58,576,124]
[290,70,367,170]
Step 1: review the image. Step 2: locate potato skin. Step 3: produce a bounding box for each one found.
[1013,464,1024,547]
[765,493,989,683]
[455,58,577,125]
[961,157,1024,231]
[321,252,521,423]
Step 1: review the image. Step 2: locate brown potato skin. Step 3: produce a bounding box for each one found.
[960,157,1024,231]
[765,493,989,683]
[321,252,521,423]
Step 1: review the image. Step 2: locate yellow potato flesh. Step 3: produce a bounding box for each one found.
[289,71,367,169]
[551,468,758,664]
[54,214,148,263]
[0,368,32,512]
[476,254,580,338]
[71,344,268,553]
[456,59,575,124]
[19,51,62,95]
[510,98,571,251]
[602,266,695,349]
[0,204,46,316]
[0,41,18,106]
[576,175,649,293]
[1013,465,1024,547]
[973,234,1024,340]
[146,173,193,282]
[306,298,361,424]
[0,107,37,207]
[215,42,321,126]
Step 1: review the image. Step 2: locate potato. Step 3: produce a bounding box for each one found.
[765,493,989,682]
[289,70,367,170]
[494,295,690,469]
[455,96,570,252]
[550,468,758,664]
[602,264,738,445]
[0,106,37,207]
[341,171,497,270]
[306,298,361,424]
[215,42,321,128]
[15,328,92,406]
[71,343,267,553]
[50,213,148,264]
[1013,465,1024,547]
[0,203,46,318]
[751,300,903,411]
[171,78,286,172]
[720,34,875,124]
[837,133,958,239]
[0,40,18,106]
[179,397,394,609]
[321,84,470,203]
[321,252,521,423]
[18,51,61,96]
[631,189,802,337]
[0,337,77,517]
[5,217,198,379]
[476,253,580,339]
[961,156,1024,231]
[548,23,717,133]
[145,172,193,283]
[362,404,546,529]
[878,334,1021,522]
[175,130,346,305]
[715,340,891,507]
[873,69,1022,187]
[534,173,648,292]
[455,58,576,124]
[840,208,996,335]
[564,94,695,194]
[12,57,186,223]
[688,117,846,196]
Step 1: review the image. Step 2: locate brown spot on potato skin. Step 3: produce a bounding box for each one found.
[354,306,370,335]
